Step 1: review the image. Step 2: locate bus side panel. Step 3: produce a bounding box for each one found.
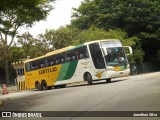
[63,60,78,80]
[54,58,93,85]
[48,64,62,85]
[56,63,70,81]
[25,64,62,89]
[54,60,79,84]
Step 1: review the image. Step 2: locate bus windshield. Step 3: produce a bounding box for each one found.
[105,47,128,66]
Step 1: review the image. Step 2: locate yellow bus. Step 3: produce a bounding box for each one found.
[24,39,132,90]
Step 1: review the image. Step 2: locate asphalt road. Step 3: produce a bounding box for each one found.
[0,72,160,120]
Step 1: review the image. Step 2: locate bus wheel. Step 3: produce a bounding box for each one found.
[106,78,111,83]
[84,73,93,85]
[41,80,47,90]
[35,81,41,91]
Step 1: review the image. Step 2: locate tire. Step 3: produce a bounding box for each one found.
[35,81,41,91]
[106,78,111,83]
[41,80,48,90]
[84,73,93,85]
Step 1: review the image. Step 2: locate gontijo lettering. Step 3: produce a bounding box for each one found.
[39,67,57,75]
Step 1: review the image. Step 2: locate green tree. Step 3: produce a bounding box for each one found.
[39,27,80,49]
[72,27,136,46]
[71,0,160,62]
[72,0,160,35]
[9,45,24,62]
[0,0,54,84]
[17,32,34,58]
[139,32,160,61]
[17,32,52,58]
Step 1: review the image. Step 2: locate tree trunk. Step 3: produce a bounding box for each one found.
[5,59,10,85]
[4,48,10,85]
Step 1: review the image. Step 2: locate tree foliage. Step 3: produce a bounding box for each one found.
[0,0,54,84]
[0,0,53,48]
[72,0,160,35]
[17,32,52,59]
[72,27,136,46]
[37,27,80,49]
[9,45,24,62]
[71,0,160,62]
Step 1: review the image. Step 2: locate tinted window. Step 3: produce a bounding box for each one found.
[46,56,55,66]
[37,59,46,68]
[89,43,105,69]
[25,46,89,72]
[17,68,24,75]
[105,47,127,66]
[25,63,30,72]
[31,61,37,70]
[77,46,89,59]
[66,50,77,62]
[59,53,66,63]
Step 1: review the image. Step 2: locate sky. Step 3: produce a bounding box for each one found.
[18,0,84,37]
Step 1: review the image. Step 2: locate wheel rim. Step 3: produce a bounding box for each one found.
[36,82,41,90]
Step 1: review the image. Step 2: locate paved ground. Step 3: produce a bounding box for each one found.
[0,72,160,120]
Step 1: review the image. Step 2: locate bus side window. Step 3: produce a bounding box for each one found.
[31,61,37,70]
[46,56,55,66]
[53,54,63,65]
[36,59,45,69]
[59,53,65,63]
[41,64,45,68]
[67,57,71,62]
[61,59,64,63]
[77,46,89,59]
[47,59,51,66]
[17,68,24,76]
[66,50,76,62]
[25,63,31,72]
[80,54,85,59]
[50,61,54,65]
[72,55,76,60]
[56,60,59,64]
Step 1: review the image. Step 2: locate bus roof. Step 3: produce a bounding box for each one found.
[24,46,75,63]
[46,46,75,55]
[24,39,120,63]
[84,39,120,45]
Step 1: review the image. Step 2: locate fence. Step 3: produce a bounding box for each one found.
[130,61,160,75]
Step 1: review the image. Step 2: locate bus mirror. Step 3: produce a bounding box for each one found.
[124,46,132,55]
